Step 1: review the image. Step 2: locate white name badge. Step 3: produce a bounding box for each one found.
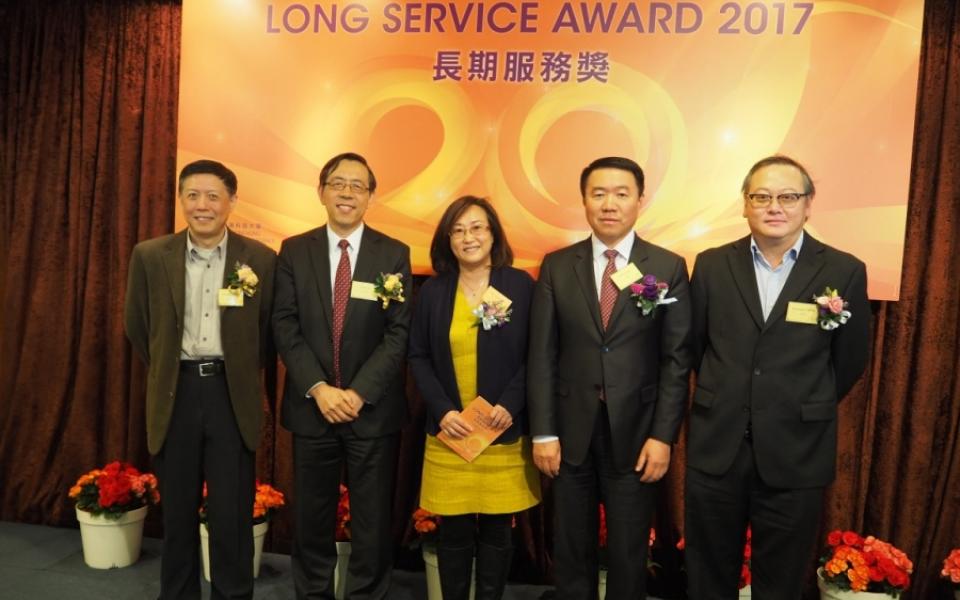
[611,263,643,290]
[786,301,819,325]
[218,288,244,307]
[350,281,378,301]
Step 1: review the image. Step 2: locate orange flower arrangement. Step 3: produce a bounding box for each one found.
[942,548,960,589]
[69,461,160,520]
[198,480,285,525]
[412,507,441,545]
[819,530,912,595]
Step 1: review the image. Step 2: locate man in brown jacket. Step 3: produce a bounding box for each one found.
[124,159,275,600]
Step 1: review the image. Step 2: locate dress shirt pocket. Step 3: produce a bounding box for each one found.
[800,401,837,422]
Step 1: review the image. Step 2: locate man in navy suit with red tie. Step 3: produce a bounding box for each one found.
[273,153,411,599]
[685,155,870,599]
[527,156,692,599]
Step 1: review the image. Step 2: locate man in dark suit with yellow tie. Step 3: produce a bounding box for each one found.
[124,159,276,599]
[685,155,870,599]
[527,156,692,599]
[272,152,412,600]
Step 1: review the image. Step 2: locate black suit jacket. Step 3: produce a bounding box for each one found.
[124,229,276,454]
[409,267,534,445]
[527,235,692,472]
[688,232,870,489]
[273,225,412,438]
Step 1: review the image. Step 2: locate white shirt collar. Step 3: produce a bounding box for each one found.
[186,228,228,259]
[328,223,365,254]
[750,230,804,266]
[591,232,635,262]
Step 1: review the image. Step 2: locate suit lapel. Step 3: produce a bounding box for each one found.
[572,239,604,335]
[727,236,764,330]
[161,231,188,327]
[343,226,380,329]
[308,226,334,334]
[606,234,648,334]
[219,231,248,329]
[762,233,826,332]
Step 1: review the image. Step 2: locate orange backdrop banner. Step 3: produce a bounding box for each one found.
[176,0,924,299]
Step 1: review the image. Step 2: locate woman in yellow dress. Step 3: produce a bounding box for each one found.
[409,196,541,600]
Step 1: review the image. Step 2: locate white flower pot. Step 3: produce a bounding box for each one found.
[599,568,606,599]
[739,584,751,598]
[954,590,960,600]
[817,568,893,599]
[199,521,269,582]
[334,541,351,600]
[422,545,475,600]
[76,505,148,569]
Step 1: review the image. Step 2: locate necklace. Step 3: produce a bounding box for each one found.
[459,274,489,301]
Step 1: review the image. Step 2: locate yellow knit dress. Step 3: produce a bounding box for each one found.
[419,287,541,515]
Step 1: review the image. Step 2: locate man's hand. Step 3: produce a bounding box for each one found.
[635,438,671,482]
[439,410,474,439]
[533,440,562,478]
[488,405,513,431]
[311,383,360,424]
[343,389,366,415]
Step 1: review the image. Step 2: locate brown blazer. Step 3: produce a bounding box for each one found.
[124,229,276,455]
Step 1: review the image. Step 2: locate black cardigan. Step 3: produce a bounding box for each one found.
[408,266,534,445]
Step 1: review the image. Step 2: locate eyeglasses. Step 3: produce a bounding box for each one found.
[449,223,490,240]
[325,179,370,194]
[746,192,808,209]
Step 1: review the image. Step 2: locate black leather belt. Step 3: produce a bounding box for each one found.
[180,359,225,377]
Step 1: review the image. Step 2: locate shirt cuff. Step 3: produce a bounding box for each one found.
[306,381,325,398]
[532,435,559,444]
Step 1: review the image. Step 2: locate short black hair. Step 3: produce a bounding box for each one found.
[430,196,514,274]
[741,155,816,196]
[178,160,238,196]
[579,156,645,197]
[318,152,377,194]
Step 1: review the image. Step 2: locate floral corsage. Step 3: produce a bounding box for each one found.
[374,272,405,309]
[629,274,677,316]
[227,262,259,297]
[813,287,851,330]
[472,300,512,330]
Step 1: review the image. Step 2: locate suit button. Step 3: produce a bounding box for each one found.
[742,406,749,412]
[601,346,610,353]
[753,367,761,376]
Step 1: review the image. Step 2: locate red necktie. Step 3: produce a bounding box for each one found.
[332,239,351,388]
[599,249,618,330]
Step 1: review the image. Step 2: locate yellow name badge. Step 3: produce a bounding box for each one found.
[786,301,819,325]
[610,262,643,290]
[218,288,244,307]
[480,285,512,309]
[350,281,378,301]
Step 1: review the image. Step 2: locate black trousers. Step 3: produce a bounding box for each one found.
[685,438,823,600]
[291,428,398,600]
[553,405,655,600]
[154,367,255,600]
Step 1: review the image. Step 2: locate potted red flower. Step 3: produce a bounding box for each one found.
[69,461,160,568]
[818,530,912,598]
[941,548,960,599]
[198,480,285,581]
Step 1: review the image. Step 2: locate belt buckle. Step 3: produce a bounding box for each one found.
[198,361,217,377]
